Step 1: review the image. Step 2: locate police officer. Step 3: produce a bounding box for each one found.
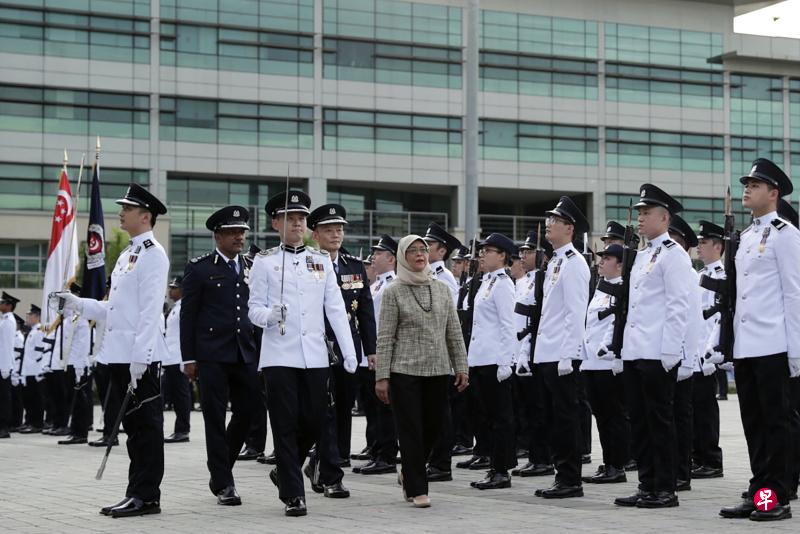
[720,159,800,521]
[248,190,358,517]
[450,245,469,284]
[0,291,19,438]
[531,197,590,499]
[19,305,45,433]
[613,184,692,509]
[162,276,191,444]
[424,222,461,303]
[58,282,92,445]
[56,183,169,518]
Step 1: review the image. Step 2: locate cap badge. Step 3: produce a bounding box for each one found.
[641,189,646,197]
[126,186,132,197]
[329,207,336,215]
[607,226,612,233]
[291,195,299,203]
[233,209,240,217]
[750,165,758,175]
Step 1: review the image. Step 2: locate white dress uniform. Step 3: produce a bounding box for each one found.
[47,314,77,372]
[67,314,91,373]
[81,230,169,365]
[580,276,620,371]
[621,232,693,362]
[13,329,24,382]
[733,212,800,359]
[362,270,394,368]
[533,243,589,364]
[680,269,704,374]
[161,299,182,366]
[697,260,725,355]
[248,245,356,368]
[1,312,18,376]
[22,324,45,378]
[430,260,458,305]
[467,267,516,368]
[514,270,537,363]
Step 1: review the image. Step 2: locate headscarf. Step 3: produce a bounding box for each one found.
[396,234,433,286]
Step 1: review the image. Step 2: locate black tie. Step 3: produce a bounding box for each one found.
[228,259,237,275]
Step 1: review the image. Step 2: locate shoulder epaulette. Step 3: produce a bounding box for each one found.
[190,252,212,264]
[143,239,154,249]
[663,239,676,249]
[308,246,329,256]
[242,255,254,267]
[565,249,576,258]
[343,253,362,263]
[435,265,444,273]
[714,265,723,273]
[258,246,280,257]
[772,218,788,231]
[496,272,508,278]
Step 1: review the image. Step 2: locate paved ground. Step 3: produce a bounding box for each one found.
[0,393,794,533]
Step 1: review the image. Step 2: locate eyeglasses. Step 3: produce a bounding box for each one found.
[478,247,502,257]
[406,246,429,255]
[546,216,571,226]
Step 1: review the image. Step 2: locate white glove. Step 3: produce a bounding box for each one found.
[35,374,44,382]
[705,348,724,365]
[74,366,86,384]
[129,362,148,389]
[0,369,9,380]
[267,304,286,326]
[50,291,83,313]
[557,358,574,377]
[702,361,717,376]
[661,354,681,373]
[597,343,616,362]
[789,358,800,378]
[515,358,531,376]
[41,364,51,374]
[611,358,624,376]
[718,362,734,372]
[343,356,358,374]
[11,375,20,386]
[496,365,513,382]
[677,365,694,382]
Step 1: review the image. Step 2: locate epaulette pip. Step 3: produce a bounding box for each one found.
[772,219,788,231]
[565,249,576,258]
[190,252,212,264]
[663,239,676,249]
[714,265,723,273]
[343,253,362,263]
[435,265,444,273]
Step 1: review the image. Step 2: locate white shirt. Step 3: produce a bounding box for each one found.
[734,212,800,359]
[467,267,516,367]
[581,276,620,371]
[162,299,182,366]
[66,314,91,370]
[248,245,356,369]
[430,260,458,305]
[514,270,538,363]
[681,268,704,373]
[698,260,725,355]
[44,311,77,371]
[533,243,589,364]
[0,312,14,374]
[13,330,24,377]
[364,270,395,368]
[22,323,45,377]
[81,230,170,365]
[621,232,692,361]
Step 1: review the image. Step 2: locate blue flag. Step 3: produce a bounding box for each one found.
[80,152,106,300]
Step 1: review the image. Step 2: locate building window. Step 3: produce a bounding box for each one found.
[606,128,723,172]
[731,136,784,200]
[480,120,598,165]
[789,79,800,140]
[0,5,150,63]
[0,241,48,289]
[606,63,723,109]
[161,0,313,33]
[159,97,314,148]
[730,74,783,138]
[605,23,723,69]
[0,84,149,139]
[791,141,800,192]
[323,108,462,157]
[606,194,743,228]
[481,10,597,59]
[160,22,314,77]
[481,52,598,100]
[323,38,462,89]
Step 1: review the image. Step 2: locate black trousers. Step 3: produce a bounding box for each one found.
[715,368,728,397]
[244,370,268,453]
[265,366,330,501]
[576,372,592,456]
[332,364,357,459]
[512,374,530,451]
[197,360,259,491]
[735,354,793,505]
[789,377,800,493]
[471,364,516,473]
[108,362,163,502]
[691,371,722,469]
[520,370,552,465]
[467,367,491,457]
[23,376,44,428]
[98,364,124,437]
[428,377,462,471]
[584,369,630,469]
[357,366,378,453]
[0,376,11,431]
[66,366,93,438]
[357,367,397,462]
[308,372,345,487]
[11,381,23,428]
[162,364,191,434]
[624,359,678,494]
[45,370,68,428]
[391,373,449,498]
[535,361,582,486]
[673,375,693,484]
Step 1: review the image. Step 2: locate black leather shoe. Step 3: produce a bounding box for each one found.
[750,504,792,521]
[471,469,495,488]
[451,444,473,456]
[512,462,533,476]
[89,436,119,447]
[581,454,592,464]
[261,451,277,465]
[303,462,323,494]
[164,432,190,443]
[284,496,307,517]
[623,460,638,471]
[99,498,129,516]
[109,497,161,518]
[50,426,71,436]
[359,458,396,475]
[0,430,11,439]
[691,465,723,479]
[582,464,605,483]
[586,465,627,484]
[615,490,651,507]
[352,460,373,474]
[720,499,757,518]
[474,471,511,490]
[19,426,42,434]
[238,447,261,461]
[540,482,584,499]
[636,491,679,508]
[456,455,480,469]
[216,486,241,506]
[350,447,373,461]
[323,482,350,498]
[520,463,555,477]
[426,466,452,482]
[676,479,691,492]
[467,456,491,470]
[269,468,280,490]
[58,435,87,445]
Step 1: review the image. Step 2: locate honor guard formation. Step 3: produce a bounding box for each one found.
[5,157,800,522]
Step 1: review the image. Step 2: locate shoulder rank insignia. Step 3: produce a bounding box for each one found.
[565,249,576,258]
[436,265,444,274]
[772,219,788,231]
[714,265,723,273]
[663,239,676,249]
[190,252,212,264]
[307,246,329,256]
[258,246,280,257]
[343,253,361,263]
[143,239,154,249]
[496,272,507,278]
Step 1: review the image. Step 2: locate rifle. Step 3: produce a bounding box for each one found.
[699,186,738,362]
[597,200,638,357]
[583,232,598,301]
[514,223,547,367]
[457,235,480,349]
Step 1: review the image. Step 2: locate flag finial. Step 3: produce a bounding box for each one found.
[63,148,68,166]
[96,136,101,154]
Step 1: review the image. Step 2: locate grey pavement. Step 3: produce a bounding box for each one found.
[0,393,794,533]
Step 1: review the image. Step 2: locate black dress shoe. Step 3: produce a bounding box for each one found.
[636,491,678,508]
[58,435,87,445]
[623,460,638,471]
[261,451,277,465]
[426,466,452,482]
[467,456,491,470]
[109,497,161,518]
[99,498,130,515]
[451,444,473,456]
[359,458,396,475]
[285,496,307,517]
[582,464,605,483]
[512,462,533,476]
[350,446,373,461]
[456,455,480,469]
[50,426,71,436]
[540,482,584,499]
[691,465,723,479]
[216,486,242,506]
[750,504,792,521]
[581,454,591,464]
[269,468,280,489]
[164,432,190,443]
[303,462,323,494]
[585,465,627,484]
[520,463,554,477]
[720,499,757,518]
[19,426,42,434]
[323,482,350,498]
[615,490,651,507]
[0,430,10,439]
[238,447,261,461]
[474,471,511,490]
[676,479,691,492]
[89,436,119,447]
[352,460,373,474]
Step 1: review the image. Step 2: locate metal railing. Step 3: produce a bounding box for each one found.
[479,214,546,242]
